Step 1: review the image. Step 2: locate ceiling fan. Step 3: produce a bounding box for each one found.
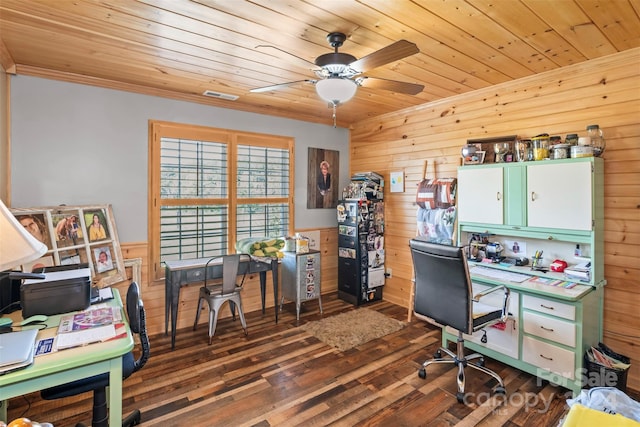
[250,32,424,124]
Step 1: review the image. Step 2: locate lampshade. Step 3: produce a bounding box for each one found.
[315,78,358,105]
[0,199,47,271]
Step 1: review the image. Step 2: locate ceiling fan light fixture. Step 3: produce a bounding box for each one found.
[315,78,357,105]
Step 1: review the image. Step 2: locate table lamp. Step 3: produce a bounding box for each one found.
[0,199,47,317]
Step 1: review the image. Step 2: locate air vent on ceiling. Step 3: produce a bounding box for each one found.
[202,90,239,101]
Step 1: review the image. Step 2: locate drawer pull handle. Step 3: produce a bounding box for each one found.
[540,354,553,361]
[497,192,502,201]
[531,191,537,202]
[540,326,554,332]
[540,304,554,310]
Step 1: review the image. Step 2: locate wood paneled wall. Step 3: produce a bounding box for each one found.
[113,227,339,338]
[349,48,640,391]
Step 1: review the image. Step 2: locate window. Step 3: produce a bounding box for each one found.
[149,121,293,281]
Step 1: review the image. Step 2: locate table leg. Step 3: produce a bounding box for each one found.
[271,259,279,323]
[259,271,267,315]
[0,400,7,423]
[108,356,124,426]
[165,269,171,336]
[170,276,180,350]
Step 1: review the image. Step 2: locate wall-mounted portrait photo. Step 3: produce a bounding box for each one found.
[307,147,339,209]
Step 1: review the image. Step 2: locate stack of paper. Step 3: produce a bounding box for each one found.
[587,346,631,370]
[565,260,591,282]
[56,306,123,350]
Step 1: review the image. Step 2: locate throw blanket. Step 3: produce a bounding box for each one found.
[416,206,456,245]
[235,237,285,259]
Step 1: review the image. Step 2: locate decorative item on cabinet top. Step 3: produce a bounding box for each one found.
[462,135,518,165]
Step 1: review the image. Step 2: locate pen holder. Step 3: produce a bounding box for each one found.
[531,256,545,271]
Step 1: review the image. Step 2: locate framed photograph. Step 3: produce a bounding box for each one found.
[10,204,126,286]
[94,246,115,273]
[84,209,110,242]
[51,209,83,248]
[22,255,54,274]
[307,147,339,209]
[14,213,52,250]
[463,150,486,165]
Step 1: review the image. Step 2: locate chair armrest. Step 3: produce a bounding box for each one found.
[473,285,511,323]
[473,284,507,301]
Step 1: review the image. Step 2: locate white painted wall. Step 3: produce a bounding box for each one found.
[10,76,349,242]
[0,69,7,202]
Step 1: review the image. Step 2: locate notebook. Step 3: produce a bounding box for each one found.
[0,328,38,374]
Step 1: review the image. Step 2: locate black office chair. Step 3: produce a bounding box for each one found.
[41,282,150,427]
[409,238,510,403]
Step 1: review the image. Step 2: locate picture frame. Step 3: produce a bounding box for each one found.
[462,150,486,165]
[11,204,126,286]
[307,147,340,209]
[390,171,405,192]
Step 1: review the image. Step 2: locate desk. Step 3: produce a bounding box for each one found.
[0,290,134,426]
[165,255,278,350]
[441,264,603,397]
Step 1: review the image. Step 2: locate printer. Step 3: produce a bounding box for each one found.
[21,266,92,317]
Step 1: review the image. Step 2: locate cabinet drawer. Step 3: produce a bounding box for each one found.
[523,311,576,347]
[522,295,575,320]
[184,268,206,283]
[522,336,575,380]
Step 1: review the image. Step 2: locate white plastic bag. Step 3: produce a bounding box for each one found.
[567,387,640,422]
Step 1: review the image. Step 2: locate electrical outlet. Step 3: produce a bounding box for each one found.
[386,268,392,278]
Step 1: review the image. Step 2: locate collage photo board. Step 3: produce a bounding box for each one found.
[10,204,126,286]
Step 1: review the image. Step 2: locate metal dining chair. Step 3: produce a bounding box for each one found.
[193,254,248,344]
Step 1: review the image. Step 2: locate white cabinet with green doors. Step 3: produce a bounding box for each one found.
[450,157,605,396]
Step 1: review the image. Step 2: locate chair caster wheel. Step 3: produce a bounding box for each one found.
[495,386,506,395]
[456,392,465,403]
[418,368,426,379]
[434,350,442,358]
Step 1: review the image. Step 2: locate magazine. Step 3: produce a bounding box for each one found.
[56,307,124,350]
[58,307,122,333]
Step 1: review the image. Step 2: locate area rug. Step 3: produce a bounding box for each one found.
[302,308,406,351]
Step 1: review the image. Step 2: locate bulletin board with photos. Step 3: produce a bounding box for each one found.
[10,204,126,286]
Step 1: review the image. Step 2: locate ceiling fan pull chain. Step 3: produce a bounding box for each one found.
[332,103,337,128]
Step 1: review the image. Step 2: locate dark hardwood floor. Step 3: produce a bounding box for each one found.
[8,293,578,426]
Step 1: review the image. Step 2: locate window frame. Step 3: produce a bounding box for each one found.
[148,120,294,283]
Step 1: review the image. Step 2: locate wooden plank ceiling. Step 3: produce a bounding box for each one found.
[0,0,638,128]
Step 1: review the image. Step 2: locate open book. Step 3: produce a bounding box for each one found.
[56,307,124,350]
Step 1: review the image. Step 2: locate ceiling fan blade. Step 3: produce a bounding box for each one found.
[349,40,420,73]
[358,76,424,95]
[250,80,316,93]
